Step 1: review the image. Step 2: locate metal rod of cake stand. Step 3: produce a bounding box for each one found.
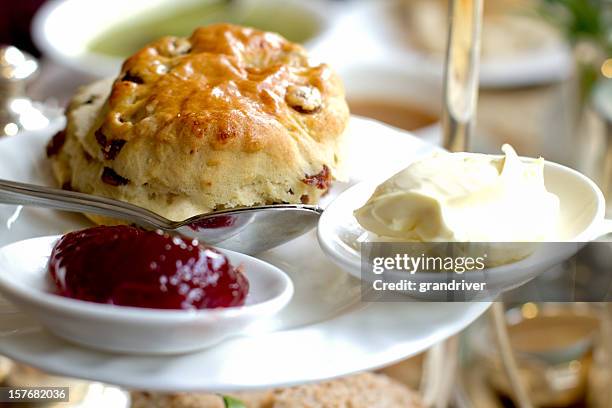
[440,1,532,408]
[442,0,482,152]
[490,303,534,408]
[422,1,485,406]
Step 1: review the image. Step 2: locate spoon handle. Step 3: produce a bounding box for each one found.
[0,178,169,228]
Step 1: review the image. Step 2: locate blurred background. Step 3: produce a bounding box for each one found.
[0,0,611,407]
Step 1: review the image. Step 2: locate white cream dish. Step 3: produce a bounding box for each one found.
[318,145,612,296]
[32,0,333,77]
[354,145,561,243]
[0,235,293,354]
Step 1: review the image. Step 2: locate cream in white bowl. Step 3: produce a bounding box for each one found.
[0,236,293,354]
[354,144,560,242]
[318,148,611,294]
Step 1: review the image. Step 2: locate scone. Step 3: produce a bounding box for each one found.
[48,24,349,222]
[130,373,424,408]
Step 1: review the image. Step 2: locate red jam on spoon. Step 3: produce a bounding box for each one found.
[48,225,248,310]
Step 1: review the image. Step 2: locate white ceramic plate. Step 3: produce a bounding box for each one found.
[320,0,572,88]
[0,117,490,391]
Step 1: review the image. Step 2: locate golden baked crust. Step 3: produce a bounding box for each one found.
[130,373,424,408]
[130,392,225,408]
[49,24,349,221]
[263,372,423,408]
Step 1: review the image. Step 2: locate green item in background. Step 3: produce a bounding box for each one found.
[87,0,320,58]
[538,0,612,98]
[540,0,611,52]
[223,395,247,408]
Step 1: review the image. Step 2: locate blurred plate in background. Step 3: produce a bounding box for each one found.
[339,61,442,144]
[319,0,573,88]
[32,0,335,77]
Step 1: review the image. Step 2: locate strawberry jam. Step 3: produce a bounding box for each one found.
[189,215,235,231]
[48,226,248,310]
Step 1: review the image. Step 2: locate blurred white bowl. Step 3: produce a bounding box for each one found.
[32,0,334,77]
[340,62,442,144]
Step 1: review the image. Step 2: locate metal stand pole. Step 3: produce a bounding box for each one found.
[442,0,482,153]
[440,1,533,407]
[490,303,534,408]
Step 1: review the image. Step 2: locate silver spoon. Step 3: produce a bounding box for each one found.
[0,179,322,255]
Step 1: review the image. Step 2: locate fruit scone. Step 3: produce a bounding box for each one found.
[47,23,349,223]
[130,372,424,408]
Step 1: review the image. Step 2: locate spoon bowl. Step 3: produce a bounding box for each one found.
[0,179,322,255]
[0,235,294,354]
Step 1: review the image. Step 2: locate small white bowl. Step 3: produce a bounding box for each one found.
[338,62,442,144]
[32,0,334,77]
[318,157,612,296]
[0,236,293,354]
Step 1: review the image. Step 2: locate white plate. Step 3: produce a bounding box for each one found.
[0,117,490,391]
[319,0,572,88]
